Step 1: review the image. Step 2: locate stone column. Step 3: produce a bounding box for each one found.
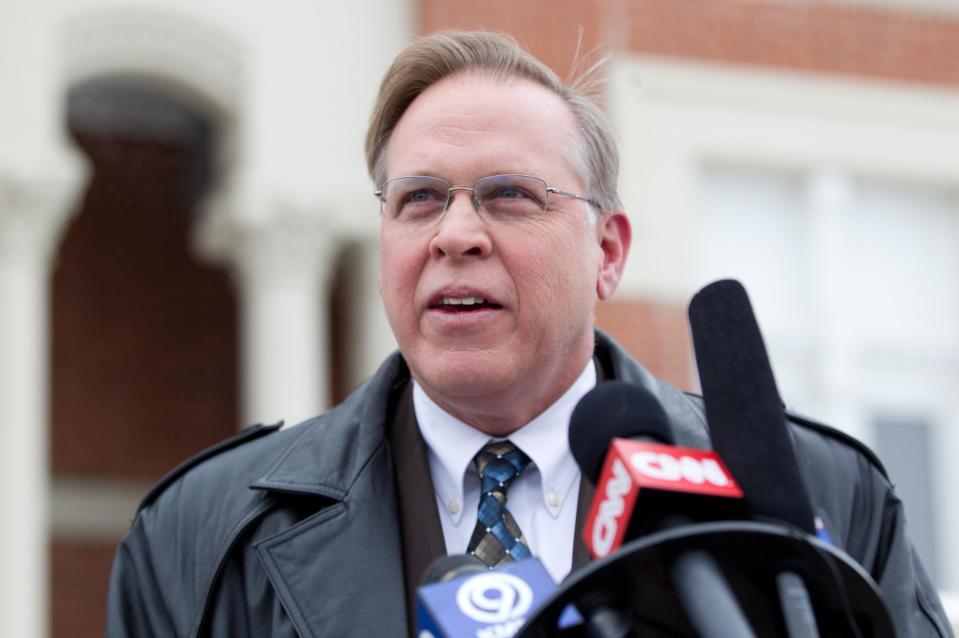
[337,237,397,391]
[196,204,335,428]
[0,171,82,638]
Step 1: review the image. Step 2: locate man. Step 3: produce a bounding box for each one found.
[106,31,952,637]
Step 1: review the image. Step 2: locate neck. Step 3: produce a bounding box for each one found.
[415,354,593,437]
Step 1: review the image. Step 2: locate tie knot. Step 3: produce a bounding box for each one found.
[473,440,531,489]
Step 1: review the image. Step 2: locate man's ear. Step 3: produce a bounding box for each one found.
[596,210,632,300]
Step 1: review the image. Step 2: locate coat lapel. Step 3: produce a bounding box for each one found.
[253,442,407,637]
[248,357,411,637]
[387,381,448,634]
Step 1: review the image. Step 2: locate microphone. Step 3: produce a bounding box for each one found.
[570,380,744,560]
[688,279,817,535]
[569,381,756,638]
[515,288,896,637]
[569,379,673,483]
[420,554,488,585]
[416,555,559,638]
[689,279,822,636]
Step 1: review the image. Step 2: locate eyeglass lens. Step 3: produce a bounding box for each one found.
[381,174,548,224]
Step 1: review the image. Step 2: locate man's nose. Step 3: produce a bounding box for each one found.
[428,190,492,259]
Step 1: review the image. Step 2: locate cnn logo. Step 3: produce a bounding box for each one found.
[629,451,732,487]
[590,458,633,557]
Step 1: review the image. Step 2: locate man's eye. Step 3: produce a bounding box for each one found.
[406,189,441,203]
[493,186,530,199]
[406,190,431,202]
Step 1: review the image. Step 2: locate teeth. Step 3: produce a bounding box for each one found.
[442,296,485,306]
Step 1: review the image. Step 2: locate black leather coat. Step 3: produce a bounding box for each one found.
[105,333,953,637]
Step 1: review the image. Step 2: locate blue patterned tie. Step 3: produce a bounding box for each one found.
[466,440,532,567]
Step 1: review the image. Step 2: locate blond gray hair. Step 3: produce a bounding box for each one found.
[364,30,622,212]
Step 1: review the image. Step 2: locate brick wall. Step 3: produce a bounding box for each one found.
[50,541,118,638]
[420,0,959,88]
[52,135,238,480]
[596,299,696,392]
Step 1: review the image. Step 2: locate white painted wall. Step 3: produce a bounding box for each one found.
[609,56,959,300]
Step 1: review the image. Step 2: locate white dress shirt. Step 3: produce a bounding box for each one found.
[413,360,596,582]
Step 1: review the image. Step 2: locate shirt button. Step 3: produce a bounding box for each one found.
[547,491,559,508]
[448,498,461,514]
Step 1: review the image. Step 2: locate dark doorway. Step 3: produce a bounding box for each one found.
[50,78,239,638]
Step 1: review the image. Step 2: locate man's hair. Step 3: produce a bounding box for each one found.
[364,30,622,212]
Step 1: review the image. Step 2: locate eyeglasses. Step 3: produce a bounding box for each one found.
[374,174,599,225]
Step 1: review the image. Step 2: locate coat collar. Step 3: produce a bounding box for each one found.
[249,354,409,498]
[246,354,412,638]
[249,330,710,501]
[252,439,408,638]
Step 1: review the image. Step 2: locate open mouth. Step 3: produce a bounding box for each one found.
[429,296,503,312]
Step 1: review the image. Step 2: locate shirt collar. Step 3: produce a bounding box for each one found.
[414,360,596,524]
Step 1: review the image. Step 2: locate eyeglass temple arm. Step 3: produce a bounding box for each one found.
[546,187,602,209]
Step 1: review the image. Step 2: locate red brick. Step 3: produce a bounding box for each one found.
[596,299,696,392]
[51,539,118,638]
[51,134,239,481]
[419,0,959,88]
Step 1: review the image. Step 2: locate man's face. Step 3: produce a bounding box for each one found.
[379,72,629,434]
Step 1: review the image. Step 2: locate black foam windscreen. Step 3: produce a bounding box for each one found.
[688,279,816,534]
[569,380,674,484]
[419,554,487,587]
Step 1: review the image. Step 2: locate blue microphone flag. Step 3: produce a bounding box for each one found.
[416,558,569,638]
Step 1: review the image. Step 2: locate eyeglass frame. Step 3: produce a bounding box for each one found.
[373,173,602,223]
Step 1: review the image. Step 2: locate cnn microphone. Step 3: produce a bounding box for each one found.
[569,381,757,638]
[416,555,560,638]
[570,380,745,559]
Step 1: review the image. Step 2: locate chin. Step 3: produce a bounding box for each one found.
[412,350,519,401]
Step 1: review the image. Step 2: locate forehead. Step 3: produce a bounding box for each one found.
[386,72,580,180]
